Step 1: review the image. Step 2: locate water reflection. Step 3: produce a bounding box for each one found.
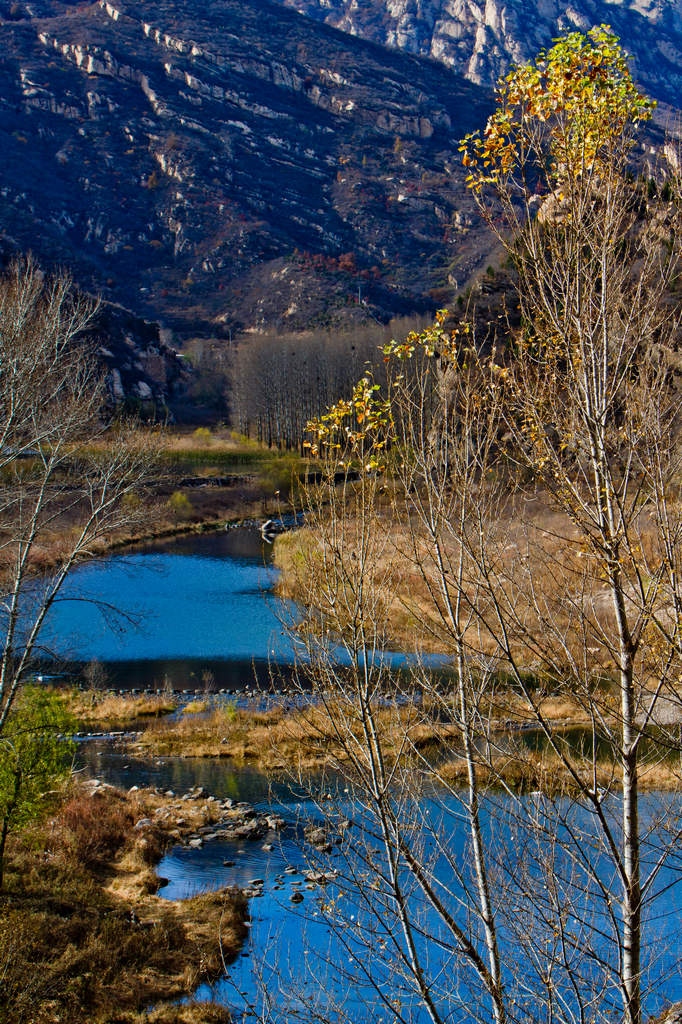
[38,528,294,689]
[77,741,303,803]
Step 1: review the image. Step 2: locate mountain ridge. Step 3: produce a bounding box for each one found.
[277,0,682,107]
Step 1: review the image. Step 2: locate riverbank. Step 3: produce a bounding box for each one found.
[107,429,307,550]
[26,427,310,575]
[272,506,664,675]
[0,779,248,1024]
[58,688,682,793]
[131,704,682,792]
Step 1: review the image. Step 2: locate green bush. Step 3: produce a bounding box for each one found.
[168,490,192,518]
[0,686,75,888]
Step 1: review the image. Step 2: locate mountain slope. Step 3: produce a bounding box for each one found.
[0,0,495,336]
[278,0,682,106]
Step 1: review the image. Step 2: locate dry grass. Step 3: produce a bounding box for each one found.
[135,693,682,792]
[0,496,230,579]
[0,782,247,1024]
[63,688,177,730]
[477,689,613,730]
[136,702,457,769]
[136,695,597,769]
[274,498,672,673]
[0,425,313,581]
[134,1007,232,1024]
[142,702,446,769]
[81,425,247,459]
[161,429,246,454]
[441,745,682,794]
[180,699,211,715]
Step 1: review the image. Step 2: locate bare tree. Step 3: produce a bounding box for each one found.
[0,258,153,731]
[229,321,428,451]
[275,354,512,1024]
[459,27,682,1024]
[248,28,682,1024]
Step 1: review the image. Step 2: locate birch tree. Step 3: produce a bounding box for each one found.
[0,259,153,732]
[460,27,681,1024]
[261,27,682,1024]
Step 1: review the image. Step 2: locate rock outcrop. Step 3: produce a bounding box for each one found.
[88,299,188,411]
[278,0,682,107]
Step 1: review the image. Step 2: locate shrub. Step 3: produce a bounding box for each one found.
[120,490,142,510]
[57,789,133,868]
[192,426,212,444]
[0,687,76,888]
[168,491,192,518]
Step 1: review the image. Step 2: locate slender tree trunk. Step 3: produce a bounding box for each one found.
[438,529,506,1024]
[0,814,9,892]
[609,545,641,1024]
[620,656,642,1024]
[455,646,506,1024]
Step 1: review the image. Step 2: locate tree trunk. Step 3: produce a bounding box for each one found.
[0,813,9,892]
[621,665,642,1024]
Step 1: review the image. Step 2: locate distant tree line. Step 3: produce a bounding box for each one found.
[229,318,426,451]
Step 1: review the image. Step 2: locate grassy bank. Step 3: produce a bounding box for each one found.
[125,692,682,792]
[441,747,682,795]
[134,701,458,769]
[273,523,472,655]
[63,688,178,730]
[0,781,247,1024]
[25,427,313,575]
[57,684,682,794]
[132,699,682,791]
[272,503,665,671]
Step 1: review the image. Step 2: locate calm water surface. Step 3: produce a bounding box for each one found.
[80,744,375,1019]
[63,530,682,1022]
[39,529,294,690]
[38,527,450,690]
[81,744,682,1024]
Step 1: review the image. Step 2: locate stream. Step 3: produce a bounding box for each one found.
[38,527,293,691]
[38,526,450,692]
[47,528,682,1022]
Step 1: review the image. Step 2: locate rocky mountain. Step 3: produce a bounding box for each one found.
[0,239,188,412]
[88,299,188,413]
[278,0,682,109]
[0,0,496,337]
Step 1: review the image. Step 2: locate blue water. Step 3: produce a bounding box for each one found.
[35,527,452,691]
[161,811,361,1019]
[167,793,682,1024]
[83,745,682,1024]
[59,530,682,1022]
[36,529,296,689]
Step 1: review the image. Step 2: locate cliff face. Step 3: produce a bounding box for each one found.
[0,0,496,336]
[88,300,188,412]
[277,0,682,106]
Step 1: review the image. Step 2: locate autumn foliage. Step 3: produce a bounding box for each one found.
[460,25,654,193]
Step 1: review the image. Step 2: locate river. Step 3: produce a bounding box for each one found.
[80,741,682,1024]
[59,529,682,1023]
[38,527,448,692]
[39,527,293,691]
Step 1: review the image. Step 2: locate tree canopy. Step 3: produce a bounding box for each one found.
[0,685,75,889]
